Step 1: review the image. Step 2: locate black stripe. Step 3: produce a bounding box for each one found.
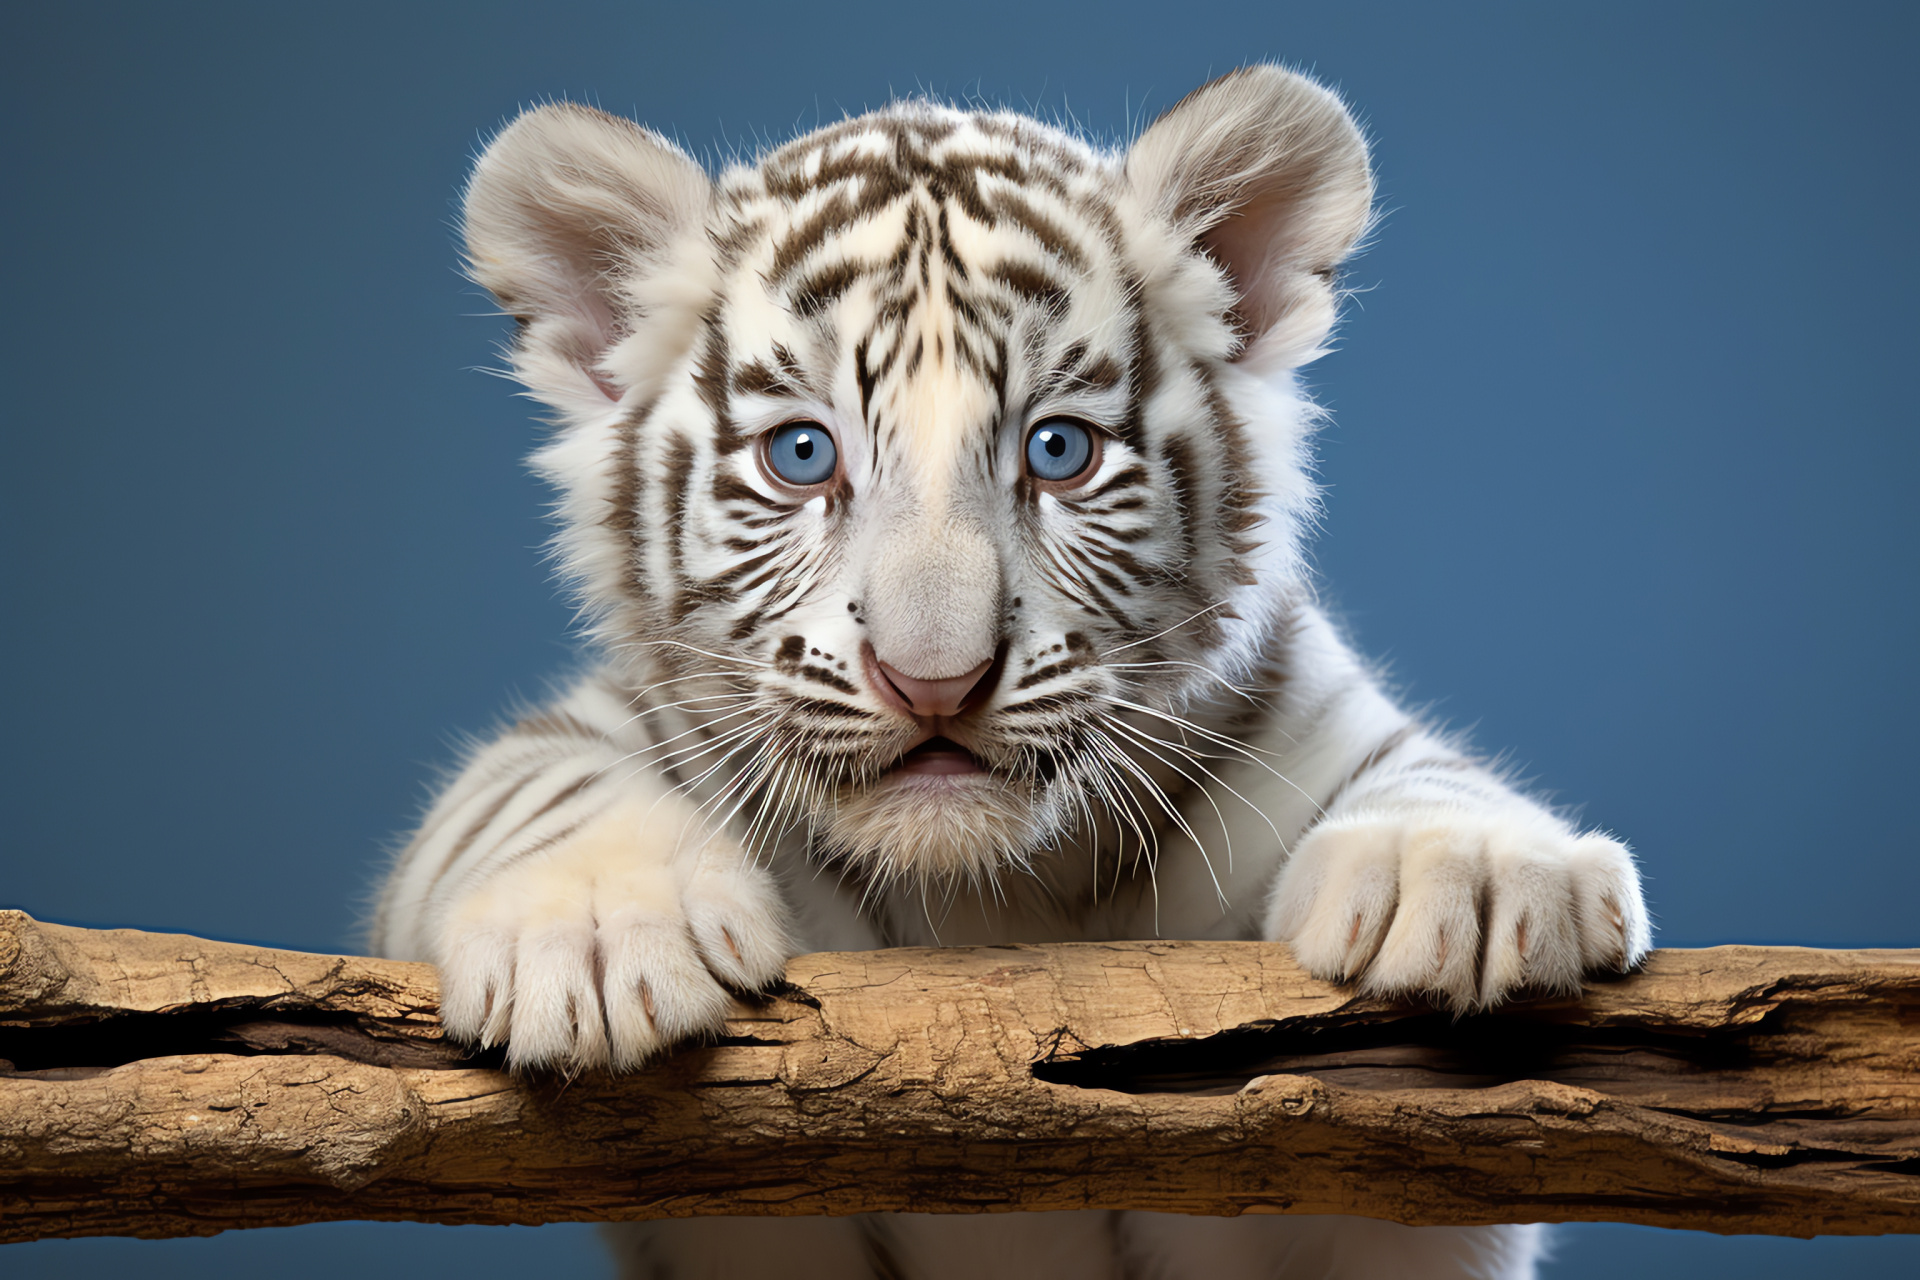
[662,433,696,619]
[692,310,746,454]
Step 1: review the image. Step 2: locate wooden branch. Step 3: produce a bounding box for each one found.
[1,910,1916,1243]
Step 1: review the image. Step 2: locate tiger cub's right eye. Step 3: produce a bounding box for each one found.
[765,421,837,487]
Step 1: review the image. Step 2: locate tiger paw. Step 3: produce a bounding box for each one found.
[1266,814,1650,1013]
[432,801,793,1072]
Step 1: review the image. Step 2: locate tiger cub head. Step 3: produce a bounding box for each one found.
[463,67,1372,888]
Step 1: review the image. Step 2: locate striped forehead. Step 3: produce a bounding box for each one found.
[716,107,1137,494]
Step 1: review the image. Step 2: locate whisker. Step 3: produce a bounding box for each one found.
[619,701,765,764]
[1088,726,1220,911]
[588,707,767,797]
[684,734,779,835]
[1103,696,1326,820]
[1099,713,1237,884]
[640,639,773,669]
[1080,729,1158,880]
[1100,711,1287,856]
[600,671,756,739]
[1085,738,1165,931]
[1107,660,1268,704]
[656,715,780,784]
[626,669,758,705]
[1105,602,1228,656]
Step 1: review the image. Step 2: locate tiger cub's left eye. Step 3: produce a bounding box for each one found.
[1025,418,1097,484]
[766,422,837,487]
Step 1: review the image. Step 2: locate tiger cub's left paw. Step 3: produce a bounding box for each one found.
[1267,815,1651,1012]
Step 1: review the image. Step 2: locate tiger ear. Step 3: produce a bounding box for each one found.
[1126,66,1373,370]
[463,102,712,418]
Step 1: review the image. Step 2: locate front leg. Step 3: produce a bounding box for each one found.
[373,679,795,1072]
[1267,723,1650,1012]
[436,796,792,1071]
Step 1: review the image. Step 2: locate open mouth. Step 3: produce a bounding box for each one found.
[889,736,988,777]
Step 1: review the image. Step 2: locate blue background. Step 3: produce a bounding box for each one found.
[4,1,1915,1274]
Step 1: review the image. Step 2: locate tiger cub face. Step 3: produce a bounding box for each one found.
[463,68,1371,888]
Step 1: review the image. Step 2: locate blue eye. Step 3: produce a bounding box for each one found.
[765,421,838,487]
[1025,418,1096,483]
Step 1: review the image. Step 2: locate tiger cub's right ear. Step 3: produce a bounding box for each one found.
[463,103,712,420]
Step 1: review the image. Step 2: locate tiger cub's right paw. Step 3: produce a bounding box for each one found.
[432,801,793,1072]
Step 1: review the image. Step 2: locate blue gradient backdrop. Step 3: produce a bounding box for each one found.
[4,2,1915,1275]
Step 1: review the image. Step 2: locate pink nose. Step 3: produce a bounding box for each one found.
[869,653,997,719]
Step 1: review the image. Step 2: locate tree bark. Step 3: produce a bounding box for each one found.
[1,909,1915,1243]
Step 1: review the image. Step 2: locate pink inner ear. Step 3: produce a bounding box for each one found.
[1199,186,1297,341]
[555,290,622,402]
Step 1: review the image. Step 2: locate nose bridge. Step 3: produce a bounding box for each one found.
[862,495,1003,681]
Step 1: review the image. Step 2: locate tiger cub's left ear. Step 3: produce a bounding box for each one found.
[1127,66,1373,371]
[463,102,713,420]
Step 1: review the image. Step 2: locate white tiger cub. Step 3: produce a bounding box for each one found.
[373,66,1649,1279]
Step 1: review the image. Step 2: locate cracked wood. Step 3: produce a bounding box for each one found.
[0,909,1916,1242]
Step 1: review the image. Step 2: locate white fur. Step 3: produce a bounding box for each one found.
[607,1213,1544,1280]
[372,66,1649,1280]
